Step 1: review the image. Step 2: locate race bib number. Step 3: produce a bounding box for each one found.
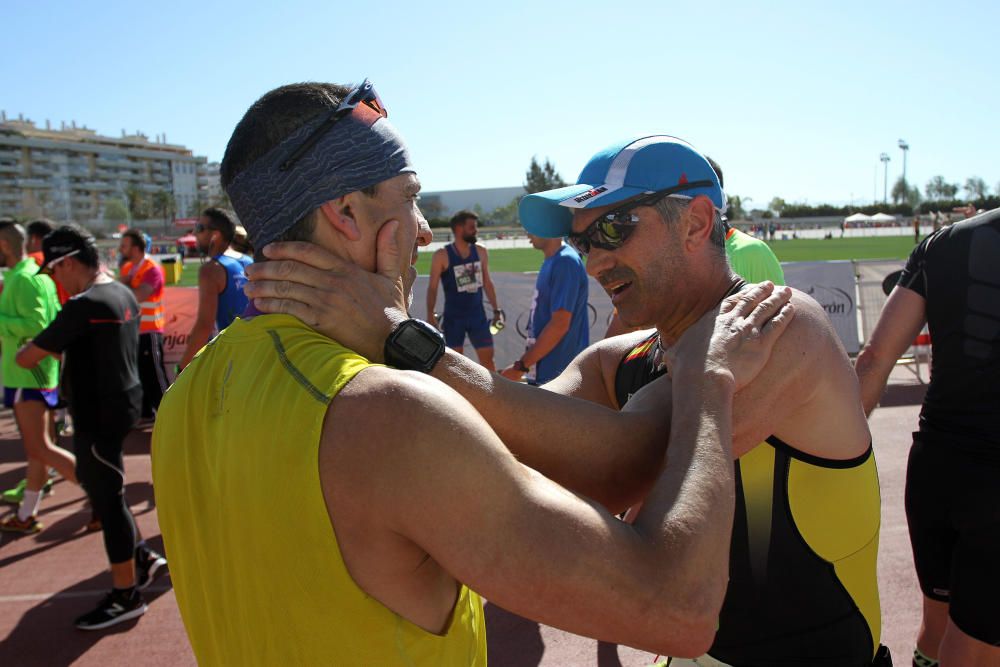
[454,261,483,294]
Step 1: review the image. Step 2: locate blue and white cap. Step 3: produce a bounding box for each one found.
[519,135,726,238]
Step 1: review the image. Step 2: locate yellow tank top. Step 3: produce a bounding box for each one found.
[152,314,487,666]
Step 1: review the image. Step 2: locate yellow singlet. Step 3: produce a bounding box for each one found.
[152,314,486,666]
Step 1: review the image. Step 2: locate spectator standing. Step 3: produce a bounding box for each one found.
[426,210,502,370]
[177,208,252,370]
[118,229,168,421]
[501,235,589,384]
[856,208,1000,667]
[0,221,74,533]
[17,225,166,630]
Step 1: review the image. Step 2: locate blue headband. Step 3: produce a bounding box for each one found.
[226,107,414,249]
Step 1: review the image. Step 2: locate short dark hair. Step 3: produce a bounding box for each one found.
[27,218,55,239]
[122,228,145,251]
[221,82,377,259]
[45,224,100,268]
[450,210,478,230]
[704,156,724,189]
[0,220,25,250]
[201,207,237,244]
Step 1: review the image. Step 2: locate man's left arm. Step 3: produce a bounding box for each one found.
[178,262,221,370]
[854,286,927,415]
[478,245,501,313]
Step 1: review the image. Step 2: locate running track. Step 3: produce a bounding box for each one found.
[0,368,926,666]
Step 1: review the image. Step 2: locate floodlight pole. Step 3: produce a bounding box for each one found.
[880,153,891,204]
[898,139,909,189]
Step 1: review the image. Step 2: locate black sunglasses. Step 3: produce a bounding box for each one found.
[279,78,387,172]
[566,180,714,256]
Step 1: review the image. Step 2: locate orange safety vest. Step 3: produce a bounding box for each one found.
[121,256,165,333]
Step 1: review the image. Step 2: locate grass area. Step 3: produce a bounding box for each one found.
[767,236,917,262]
[167,236,918,286]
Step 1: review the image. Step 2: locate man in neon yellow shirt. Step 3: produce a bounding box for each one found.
[153,80,793,666]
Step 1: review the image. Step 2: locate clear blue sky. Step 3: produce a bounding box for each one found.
[4,0,997,209]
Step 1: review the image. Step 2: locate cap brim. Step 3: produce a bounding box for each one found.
[519,183,649,238]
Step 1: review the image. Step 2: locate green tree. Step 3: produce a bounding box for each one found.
[152,190,176,234]
[728,194,749,221]
[768,197,786,217]
[489,196,521,227]
[125,184,150,220]
[964,177,988,200]
[892,177,921,207]
[104,198,129,223]
[524,157,567,194]
[924,175,959,200]
[891,177,908,205]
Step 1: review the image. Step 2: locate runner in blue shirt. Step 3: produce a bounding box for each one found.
[501,236,589,385]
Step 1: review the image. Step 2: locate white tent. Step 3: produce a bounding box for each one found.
[870,212,896,223]
[844,212,872,223]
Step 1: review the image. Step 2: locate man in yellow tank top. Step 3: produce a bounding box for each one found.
[153,80,794,665]
[249,136,887,665]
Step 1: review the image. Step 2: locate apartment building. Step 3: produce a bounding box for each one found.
[0,111,206,227]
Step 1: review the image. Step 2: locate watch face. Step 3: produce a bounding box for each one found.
[397,324,441,359]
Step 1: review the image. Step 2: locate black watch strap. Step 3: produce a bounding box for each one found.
[383,319,446,373]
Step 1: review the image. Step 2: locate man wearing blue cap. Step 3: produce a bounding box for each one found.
[247,134,887,666]
[520,136,884,666]
[154,81,795,665]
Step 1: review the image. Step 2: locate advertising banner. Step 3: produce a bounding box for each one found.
[162,287,199,381]
[782,260,860,354]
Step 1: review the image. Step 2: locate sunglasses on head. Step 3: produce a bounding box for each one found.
[279,78,387,172]
[566,180,714,256]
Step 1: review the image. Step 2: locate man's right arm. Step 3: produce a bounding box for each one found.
[855,285,927,415]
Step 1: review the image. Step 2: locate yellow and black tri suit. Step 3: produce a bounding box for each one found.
[616,331,883,666]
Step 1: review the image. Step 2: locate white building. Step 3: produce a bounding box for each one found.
[419,185,525,221]
[198,161,223,206]
[0,111,206,227]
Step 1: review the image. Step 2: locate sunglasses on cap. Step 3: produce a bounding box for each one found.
[566,180,714,256]
[279,78,387,172]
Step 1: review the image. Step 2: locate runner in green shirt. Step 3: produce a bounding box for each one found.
[0,220,77,534]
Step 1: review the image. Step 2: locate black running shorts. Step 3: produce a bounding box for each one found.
[905,434,1000,646]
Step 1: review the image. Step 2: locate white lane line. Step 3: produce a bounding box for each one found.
[0,585,172,603]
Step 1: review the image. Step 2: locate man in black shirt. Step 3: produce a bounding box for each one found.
[16,225,167,631]
[856,207,1000,666]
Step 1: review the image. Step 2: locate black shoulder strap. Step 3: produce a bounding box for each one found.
[614,331,666,407]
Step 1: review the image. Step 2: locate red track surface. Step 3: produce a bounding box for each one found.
[0,370,926,666]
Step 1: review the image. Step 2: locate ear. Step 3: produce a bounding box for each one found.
[682,195,716,251]
[319,196,362,242]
